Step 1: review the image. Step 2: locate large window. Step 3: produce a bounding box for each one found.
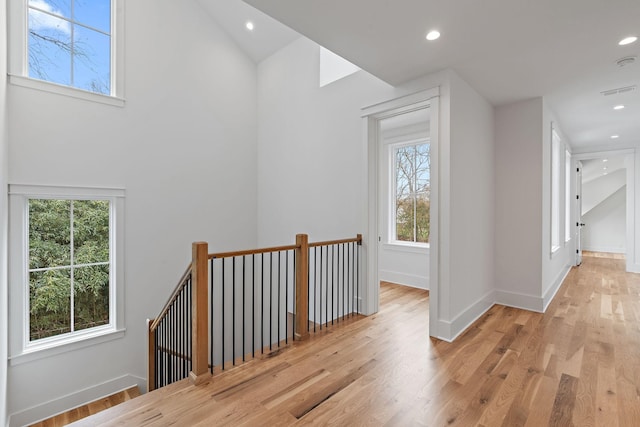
[27,0,112,94]
[9,185,125,361]
[8,0,124,105]
[391,141,430,244]
[28,199,111,341]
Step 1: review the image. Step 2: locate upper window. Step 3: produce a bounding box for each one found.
[565,149,571,243]
[8,0,124,105]
[391,141,431,245]
[28,0,112,95]
[9,185,125,362]
[551,127,562,253]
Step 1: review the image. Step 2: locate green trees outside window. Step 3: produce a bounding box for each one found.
[394,143,430,244]
[29,199,111,341]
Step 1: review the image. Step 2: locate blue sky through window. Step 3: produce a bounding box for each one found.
[27,0,111,94]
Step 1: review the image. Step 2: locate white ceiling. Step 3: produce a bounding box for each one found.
[581,156,626,184]
[200,0,640,150]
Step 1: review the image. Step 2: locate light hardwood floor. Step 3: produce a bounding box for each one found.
[71,254,640,426]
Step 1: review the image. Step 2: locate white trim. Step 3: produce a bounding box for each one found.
[8,75,125,107]
[581,246,626,254]
[433,291,495,343]
[379,270,428,290]
[495,289,543,312]
[8,184,126,361]
[362,89,439,319]
[8,374,144,427]
[381,242,429,254]
[542,263,571,312]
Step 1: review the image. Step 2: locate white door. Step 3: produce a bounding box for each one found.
[576,161,584,265]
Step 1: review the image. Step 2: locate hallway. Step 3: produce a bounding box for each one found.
[72,254,640,426]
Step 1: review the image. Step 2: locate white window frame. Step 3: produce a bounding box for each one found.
[565,148,572,244]
[551,125,562,255]
[8,184,125,365]
[7,0,125,107]
[388,138,430,248]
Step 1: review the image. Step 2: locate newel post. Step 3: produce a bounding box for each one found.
[295,234,310,340]
[190,241,210,384]
[147,318,156,392]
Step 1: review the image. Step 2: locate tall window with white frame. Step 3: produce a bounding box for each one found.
[565,149,571,243]
[551,127,562,253]
[28,198,111,341]
[27,0,112,94]
[391,141,430,244]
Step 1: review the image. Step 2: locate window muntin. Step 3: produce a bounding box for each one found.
[27,0,112,95]
[28,198,112,342]
[391,141,430,244]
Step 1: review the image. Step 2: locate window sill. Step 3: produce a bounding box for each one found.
[383,242,430,254]
[8,74,125,107]
[550,245,561,258]
[9,328,126,366]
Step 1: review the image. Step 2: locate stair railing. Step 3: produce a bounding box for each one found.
[147,234,362,392]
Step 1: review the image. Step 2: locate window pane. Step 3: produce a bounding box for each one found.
[74,200,110,264]
[29,199,71,269]
[28,8,72,85]
[396,196,415,242]
[416,194,430,243]
[73,25,111,94]
[74,0,111,33]
[394,142,430,243]
[28,0,71,20]
[74,264,110,331]
[30,269,71,340]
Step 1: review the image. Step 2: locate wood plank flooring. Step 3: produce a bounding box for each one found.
[71,254,640,426]
[31,386,141,427]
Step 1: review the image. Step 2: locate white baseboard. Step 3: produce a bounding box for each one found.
[494,289,543,312]
[582,246,625,254]
[379,269,428,290]
[9,374,145,427]
[542,264,572,312]
[432,291,495,342]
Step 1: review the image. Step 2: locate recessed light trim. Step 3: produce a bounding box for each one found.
[246,21,254,31]
[426,30,441,41]
[614,105,625,110]
[619,36,638,46]
[603,158,608,162]
[611,135,620,139]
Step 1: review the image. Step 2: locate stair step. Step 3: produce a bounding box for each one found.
[30,386,141,427]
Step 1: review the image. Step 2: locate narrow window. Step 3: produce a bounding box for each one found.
[551,127,561,253]
[28,198,111,341]
[392,141,430,244]
[27,0,112,94]
[565,149,571,243]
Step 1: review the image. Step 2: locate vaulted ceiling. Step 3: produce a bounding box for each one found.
[199,0,640,151]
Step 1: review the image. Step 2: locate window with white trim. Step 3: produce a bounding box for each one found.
[8,0,124,105]
[390,140,430,245]
[9,185,125,360]
[565,149,571,243]
[551,127,561,253]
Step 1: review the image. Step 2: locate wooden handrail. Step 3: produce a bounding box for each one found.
[149,265,192,331]
[309,235,362,248]
[208,244,299,259]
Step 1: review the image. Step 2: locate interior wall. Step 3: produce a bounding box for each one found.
[1,0,10,423]
[447,72,495,332]
[6,0,258,423]
[494,98,543,306]
[582,186,626,253]
[256,37,398,245]
[541,102,573,306]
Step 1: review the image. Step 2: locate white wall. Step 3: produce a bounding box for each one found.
[495,98,543,306]
[6,1,258,424]
[446,72,495,334]
[582,168,626,215]
[256,37,397,245]
[582,185,626,253]
[1,0,10,423]
[379,246,428,289]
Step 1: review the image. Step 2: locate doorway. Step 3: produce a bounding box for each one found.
[573,150,635,272]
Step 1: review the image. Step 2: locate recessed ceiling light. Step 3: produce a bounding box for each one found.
[614,105,625,110]
[246,21,254,31]
[619,36,638,46]
[604,166,608,170]
[611,135,620,139]
[604,172,609,176]
[603,158,608,162]
[426,30,441,41]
